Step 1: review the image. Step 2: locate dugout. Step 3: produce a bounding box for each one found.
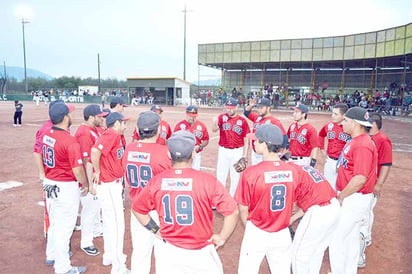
[126,76,191,106]
[198,22,412,98]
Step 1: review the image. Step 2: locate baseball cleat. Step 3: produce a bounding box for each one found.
[45,259,55,266]
[81,246,100,256]
[358,254,366,268]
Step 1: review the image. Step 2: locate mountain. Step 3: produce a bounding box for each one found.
[192,78,221,86]
[2,66,54,81]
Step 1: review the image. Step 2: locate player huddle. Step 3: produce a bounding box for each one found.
[34,97,392,274]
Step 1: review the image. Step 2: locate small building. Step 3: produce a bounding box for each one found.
[126,76,191,106]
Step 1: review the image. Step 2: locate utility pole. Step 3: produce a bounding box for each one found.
[22,18,30,93]
[97,53,101,94]
[182,4,192,81]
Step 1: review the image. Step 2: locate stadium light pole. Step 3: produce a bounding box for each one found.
[21,18,30,93]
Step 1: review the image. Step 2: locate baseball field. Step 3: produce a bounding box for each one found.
[0,101,411,274]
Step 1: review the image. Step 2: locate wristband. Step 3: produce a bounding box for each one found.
[310,158,317,167]
[144,217,160,234]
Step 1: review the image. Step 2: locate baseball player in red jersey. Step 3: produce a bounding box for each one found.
[123,111,172,274]
[42,103,88,274]
[244,97,288,165]
[329,107,378,274]
[91,112,130,274]
[110,97,128,147]
[288,162,340,274]
[212,98,250,196]
[132,105,172,145]
[74,104,108,256]
[132,131,239,274]
[235,124,300,274]
[358,112,392,268]
[287,104,320,167]
[318,103,350,190]
[174,105,209,170]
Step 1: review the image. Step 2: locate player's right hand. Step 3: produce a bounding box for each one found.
[80,186,89,197]
[208,234,226,250]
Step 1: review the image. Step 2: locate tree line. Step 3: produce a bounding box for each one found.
[2,76,128,93]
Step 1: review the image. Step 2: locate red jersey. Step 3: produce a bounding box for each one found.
[122,142,172,200]
[132,120,172,145]
[33,120,54,153]
[41,127,83,181]
[336,134,378,194]
[371,131,392,176]
[288,163,336,212]
[287,122,320,157]
[93,128,125,182]
[217,114,250,148]
[133,168,237,249]
[96,126,105,136]
[246,112,287,151]
[173,120,209,152]
[318,121,350,159]
[234,161,300,232]
[74,125,100,159]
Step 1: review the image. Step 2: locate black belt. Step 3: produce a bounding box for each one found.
[328,156,339,160]
[222,146,241,149]
[291,156,305,160]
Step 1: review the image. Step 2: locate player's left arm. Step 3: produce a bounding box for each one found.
[72,166,89,196]
[208,207,239,249]
[238,204,249,226]
[374,165,391,197]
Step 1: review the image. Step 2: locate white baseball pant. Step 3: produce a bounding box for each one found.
[323,157,338,191]
[216,146,243,197]
[154,241,223,274]
[329,192,373,274]
[96,178,127,274]
[359,194,377,263]
[191,152,202,171]
[130,210,160,274]
[291,198,340,274]
[251,150,263,166]
[44,179,80,274]
[238,221,292,274]
[80,192,100,248]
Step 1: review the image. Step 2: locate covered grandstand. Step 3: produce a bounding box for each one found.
[198,22,412,106]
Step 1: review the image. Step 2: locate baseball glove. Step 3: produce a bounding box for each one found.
[43,184,60,199]
[233,157,248,173]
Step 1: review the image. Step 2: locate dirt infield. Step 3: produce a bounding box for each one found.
[0,101,411,274]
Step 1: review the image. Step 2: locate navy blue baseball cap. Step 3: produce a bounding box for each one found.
[345,107,373,127]
[49,103,75,124]
[49,99,64,110]
[84,104,109,118]
[225,98,238,109]
[105,112,130,127]
[111,97,128,106]
[291,104,309,114]
[186,105,198,116]
[256,98,271,107]
[167,131,196,159]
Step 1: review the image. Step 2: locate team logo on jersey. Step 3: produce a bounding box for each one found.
[127,151,151,163]
[327,123,334,131]
[98,144,104,150]
[193,130,203,139]
[196,125,202,131]
[264,171,293,183]
[180,124,186,130]
[222,115,228,122]
[161,178,192,191]
[162,125,166,131]
[301,129,307,135]
[236,120,243,126]
[43,135,56,147]
[117,147,124,159]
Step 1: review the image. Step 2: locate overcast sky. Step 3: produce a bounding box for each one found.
[1,0,411,82]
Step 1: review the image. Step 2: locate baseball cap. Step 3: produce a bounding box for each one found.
[167,131,196,159]
[137,111,160,131]
[102,108,111,117]
[291,104,309,114]
[225,98,238,109]
[49,99,64,110]
[256,98,271,107]
[345,107,373,127]
[111,96,128,107]
[150,105,163,112]
[186,105,198,116]
[49,103,75,124]
[247,124,283,145]
[84,104,109,118]
[105,112,130,127]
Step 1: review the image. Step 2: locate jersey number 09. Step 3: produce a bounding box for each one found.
[126,164,152,189]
